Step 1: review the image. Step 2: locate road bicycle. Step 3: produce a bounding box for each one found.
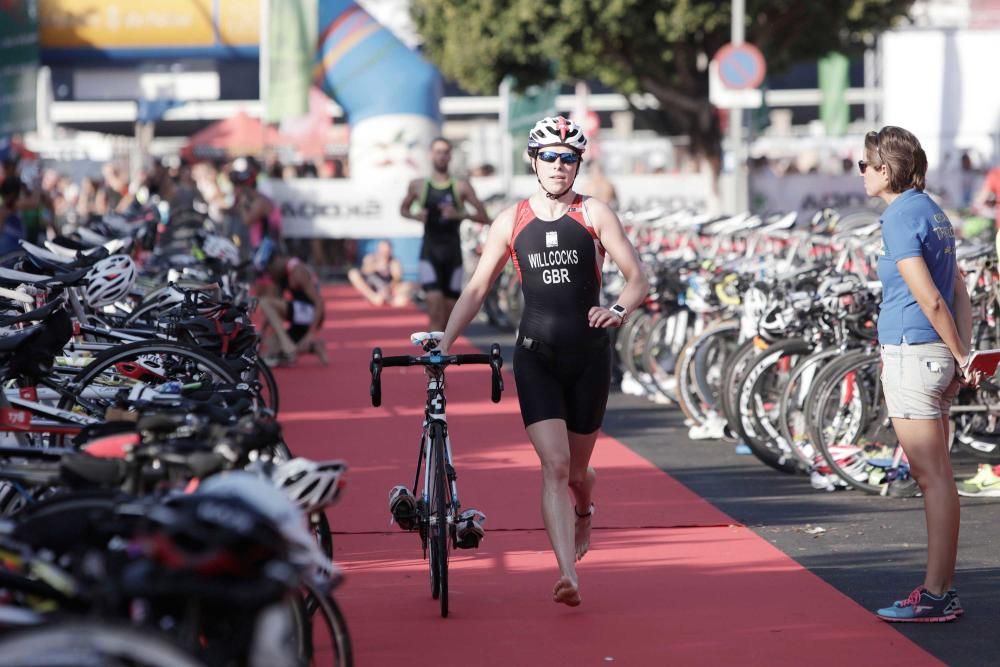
[369,332,503,617]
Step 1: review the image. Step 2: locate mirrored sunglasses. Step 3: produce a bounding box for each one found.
[537,151,581,165]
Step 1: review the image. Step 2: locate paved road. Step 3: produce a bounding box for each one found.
[465,321,1000,666]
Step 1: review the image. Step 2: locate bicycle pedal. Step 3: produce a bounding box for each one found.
[454,534,481,549]
[453,509,485,549]
[389,485,419,530]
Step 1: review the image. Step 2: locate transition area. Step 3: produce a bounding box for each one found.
[274,286,940,666]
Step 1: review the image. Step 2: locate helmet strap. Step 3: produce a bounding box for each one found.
[533,157,580,200]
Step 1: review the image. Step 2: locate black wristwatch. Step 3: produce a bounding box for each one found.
[609,303,628,322]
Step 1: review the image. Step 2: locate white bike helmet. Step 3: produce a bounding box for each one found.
[528,116,588,153]
[83,255,136,308]
[202,235,240,266]
[198,472,335,586]
[272,457,347,514]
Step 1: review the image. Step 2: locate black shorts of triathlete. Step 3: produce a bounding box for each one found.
[418,257,463,299]
[286,299,316,342]
[512,334,612,434]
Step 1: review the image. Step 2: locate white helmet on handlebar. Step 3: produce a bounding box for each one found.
[202,235,240,266]
[83,255,136,308]
[272,457,348,514]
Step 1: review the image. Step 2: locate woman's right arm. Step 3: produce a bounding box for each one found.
[439,206,515,353]
[897,257,968,363]
[952,261,973,356]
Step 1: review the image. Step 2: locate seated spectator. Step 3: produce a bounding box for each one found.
[348,240,411,307]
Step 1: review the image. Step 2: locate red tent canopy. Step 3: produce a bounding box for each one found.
[181,111,285,161]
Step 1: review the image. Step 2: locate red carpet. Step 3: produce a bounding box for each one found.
[276,286,941,666]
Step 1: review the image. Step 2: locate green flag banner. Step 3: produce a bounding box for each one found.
[266,0,319,124]
[507,77,560,136]
[818,52,849,137]
[0,0,39,137]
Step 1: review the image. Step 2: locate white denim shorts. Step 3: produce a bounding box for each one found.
[880,342,960,420]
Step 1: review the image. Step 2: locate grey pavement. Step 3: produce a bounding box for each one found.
[464,320,1000,666]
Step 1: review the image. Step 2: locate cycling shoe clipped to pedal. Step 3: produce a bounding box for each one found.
[389,485,418,530]
[454,509,486,549]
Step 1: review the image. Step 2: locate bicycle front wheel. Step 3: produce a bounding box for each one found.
[429,424,450,618]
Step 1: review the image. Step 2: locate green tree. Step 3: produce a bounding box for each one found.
[412,0,914,166]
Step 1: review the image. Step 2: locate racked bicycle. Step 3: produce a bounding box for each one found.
[369,332,503,617]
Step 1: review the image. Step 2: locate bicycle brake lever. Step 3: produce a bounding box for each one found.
[370,348,383,407]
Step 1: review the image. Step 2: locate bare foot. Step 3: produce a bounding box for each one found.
[553,576,582,607]
[574,467,596,561]
[575,503,594,561]
[311,341,329,366]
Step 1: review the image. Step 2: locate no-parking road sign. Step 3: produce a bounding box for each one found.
[715,43,767,90]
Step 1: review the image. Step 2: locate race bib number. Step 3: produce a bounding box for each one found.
[291,301,316,326]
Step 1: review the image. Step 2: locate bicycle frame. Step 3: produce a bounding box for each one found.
[0,386,100,445]
[415,369,460,552]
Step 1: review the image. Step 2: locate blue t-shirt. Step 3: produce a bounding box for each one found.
[876,189,956,344]
[0,213,23,256]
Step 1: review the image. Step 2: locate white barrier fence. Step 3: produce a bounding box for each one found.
[261,172,883,238]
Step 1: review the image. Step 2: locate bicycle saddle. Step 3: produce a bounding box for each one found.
[59,453,127,490]
[0,324,43,353]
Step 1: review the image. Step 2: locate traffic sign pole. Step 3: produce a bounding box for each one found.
[730,0,748,214]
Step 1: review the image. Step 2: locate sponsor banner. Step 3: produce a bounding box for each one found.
[261,173,714,239]
[263,173,903,239]
[751,172,879,221]
[471,174,714,214]
[259,179,422,239]
[39,0,258,56]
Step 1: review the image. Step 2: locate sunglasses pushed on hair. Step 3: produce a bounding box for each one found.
[537,151,581,165]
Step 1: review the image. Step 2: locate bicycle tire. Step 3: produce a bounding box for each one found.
[617,311,652,380]
[644,308,691,403]
[56,340,240,418]
[719,338,763,437]
[311,510,334,562]
[431,424,449,618]
[776,346,847,468]
[674,321,739,429]
[734,338,814,473]
[255,356,281,414]
[0,620,208,667]
[810,351,896,494]
[294,582,354,667]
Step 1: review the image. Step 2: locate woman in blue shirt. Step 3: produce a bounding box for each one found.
[865,126,982,623]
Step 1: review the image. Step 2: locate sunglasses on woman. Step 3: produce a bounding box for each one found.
[537,151,581,165]
[858,160,884,174]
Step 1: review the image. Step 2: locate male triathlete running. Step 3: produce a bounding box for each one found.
[435,117,648,607]
[400,138,490,331]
